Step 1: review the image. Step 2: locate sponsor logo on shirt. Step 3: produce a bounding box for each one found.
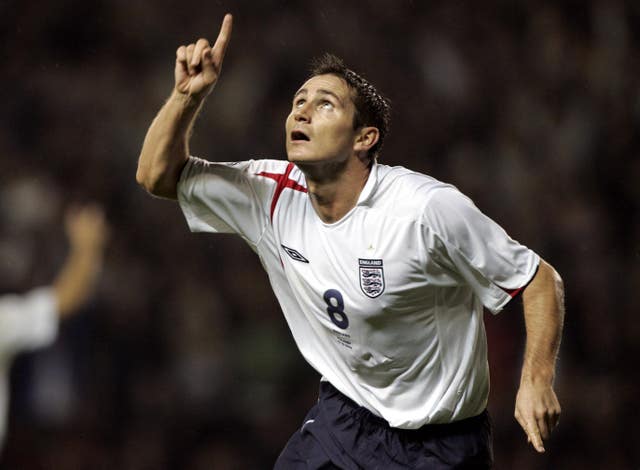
[281,244,309,263]
[359,258,385,298]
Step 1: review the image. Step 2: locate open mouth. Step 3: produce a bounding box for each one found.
[291,130,310,142]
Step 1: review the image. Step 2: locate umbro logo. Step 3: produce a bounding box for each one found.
[281,244,309,263]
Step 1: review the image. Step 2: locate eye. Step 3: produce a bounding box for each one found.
[294,98,306,108]
[320,100,334,110]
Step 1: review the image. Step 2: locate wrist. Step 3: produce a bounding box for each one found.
[170,90,204,110]
[520,367,555,386]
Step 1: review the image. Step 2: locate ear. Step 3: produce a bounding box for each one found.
[353,126,379,153]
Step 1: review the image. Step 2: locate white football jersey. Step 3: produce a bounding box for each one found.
[0,288,58,446]
[178,158,539,429]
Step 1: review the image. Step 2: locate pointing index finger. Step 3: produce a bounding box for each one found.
[527,422,545,453]
[211,13,233,64]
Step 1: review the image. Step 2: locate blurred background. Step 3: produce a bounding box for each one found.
[1,0,638,468]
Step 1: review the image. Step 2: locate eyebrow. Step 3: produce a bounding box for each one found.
[293,88,344,106]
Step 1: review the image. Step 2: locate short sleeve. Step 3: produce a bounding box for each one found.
[0,288,59,355]
[423,187,540,313]
[177,157,284,245]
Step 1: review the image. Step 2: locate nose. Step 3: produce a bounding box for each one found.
[293,103,311,122]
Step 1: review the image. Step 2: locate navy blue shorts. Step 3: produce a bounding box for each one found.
[274,382,493,469]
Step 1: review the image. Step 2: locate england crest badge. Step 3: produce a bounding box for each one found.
[359,258,385,298]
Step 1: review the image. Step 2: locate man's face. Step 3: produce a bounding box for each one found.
[285,74,359,165]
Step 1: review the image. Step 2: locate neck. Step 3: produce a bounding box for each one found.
[297,156,372,224]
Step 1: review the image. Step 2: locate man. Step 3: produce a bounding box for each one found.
[0,204,108,449]
[137,14,564,469]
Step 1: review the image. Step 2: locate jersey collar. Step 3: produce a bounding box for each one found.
[356,162,378,206]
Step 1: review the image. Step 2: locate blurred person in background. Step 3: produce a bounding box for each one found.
[0,204,108,450]
[137,14,565,469]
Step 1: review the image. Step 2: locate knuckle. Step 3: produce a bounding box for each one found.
[534,406,548,418]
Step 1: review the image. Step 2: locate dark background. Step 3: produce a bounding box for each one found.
[0,0,638,468]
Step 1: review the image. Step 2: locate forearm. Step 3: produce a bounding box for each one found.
[136,91,204,199]
[53,246,104,318]
[514,259,564,451]
[520,259,565,383]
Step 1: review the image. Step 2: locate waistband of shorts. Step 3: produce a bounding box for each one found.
[319,380,489,435]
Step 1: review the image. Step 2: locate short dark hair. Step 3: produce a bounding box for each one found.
[310,53,391,161]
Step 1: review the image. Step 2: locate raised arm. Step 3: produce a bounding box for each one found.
[514,258,565,453]
[53,205,109,318]
[136,14,233,199]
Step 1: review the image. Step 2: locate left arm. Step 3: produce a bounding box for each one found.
[515,258,565,453]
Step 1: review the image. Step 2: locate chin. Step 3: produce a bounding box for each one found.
[287,152,317,164]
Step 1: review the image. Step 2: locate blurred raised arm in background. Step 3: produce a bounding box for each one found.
[53,205,109,317]
[0,204,108,448]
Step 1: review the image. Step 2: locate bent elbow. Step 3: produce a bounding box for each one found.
[135,164,158,195]
[136,164,178,199]
[135,165,149,190]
